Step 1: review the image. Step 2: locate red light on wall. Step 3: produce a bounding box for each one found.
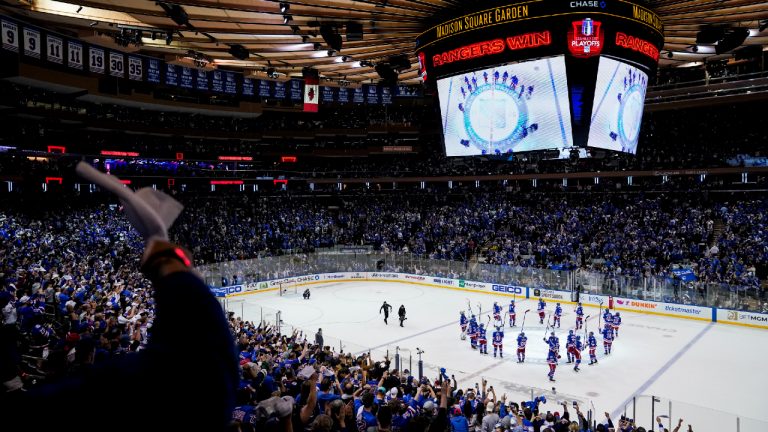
[101,150,140,157]
[168,178,176,188]
[281,156,297,163]
[45,177,63,184]
[119,180,132,185]
[47,145,66,153]
[210,180,244,185]
[218,156,253,161]
[273,179,288,186]
[176,152,184,160]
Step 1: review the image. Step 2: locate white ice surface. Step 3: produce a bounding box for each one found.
[230,281,768,432]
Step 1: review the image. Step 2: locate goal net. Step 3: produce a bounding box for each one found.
[278,281,298,297]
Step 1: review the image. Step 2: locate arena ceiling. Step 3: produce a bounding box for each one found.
[1,0,767,85]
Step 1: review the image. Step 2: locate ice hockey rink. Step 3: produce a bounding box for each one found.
[228,281,768,432]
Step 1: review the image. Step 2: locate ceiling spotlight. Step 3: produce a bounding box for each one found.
[283,14,292,24]
[280,2,290,14]
[76,6,83,13]
[666,51,673,58]
[341,56,350,62]
[151,32,156,40]
[359,60,374,67]
[90,21,98,27]
[327,49,335,56]
[290,25,300,34]
[760,19,768,32]
[165,31,173,45]
[301,35,309,43]
[313,42,321,50]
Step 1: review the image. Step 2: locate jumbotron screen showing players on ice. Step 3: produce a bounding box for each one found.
[437,56,573,156]
[587,57,648,154]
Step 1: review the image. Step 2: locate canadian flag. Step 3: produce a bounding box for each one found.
[303,76,319,112]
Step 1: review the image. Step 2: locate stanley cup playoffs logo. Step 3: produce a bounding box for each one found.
[568,18,604,57]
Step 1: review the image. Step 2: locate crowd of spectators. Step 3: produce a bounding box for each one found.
[1,194,702,431]
[170,193,767,291]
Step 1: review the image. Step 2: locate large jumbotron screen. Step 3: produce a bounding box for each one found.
[437,56,573,157]
[587,57,648,154]
[417,0,664,157]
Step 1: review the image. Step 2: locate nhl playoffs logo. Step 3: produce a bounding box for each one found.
[727,311,739,321]
[568,18,604,57]
[456,68,540,155]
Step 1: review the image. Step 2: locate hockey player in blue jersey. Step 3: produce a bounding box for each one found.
[572,335,584,372]
[493,302,501,321]
[516,332,527,363]
[612,312,622,337]
[478,323,488,354]
[460,311,468,335]
[537,298,546,324]
[469,315,479,349]
[565,330,576,363]
[553,303,563,328]
[603,309,613,327]
[508,300,516,327]
[492,326,504,358]
[575,303,584,330]
[544,333,560,381]
[602,323,614,355]
[588,331,598,365]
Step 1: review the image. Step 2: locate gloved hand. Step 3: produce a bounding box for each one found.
[75,162,183,241]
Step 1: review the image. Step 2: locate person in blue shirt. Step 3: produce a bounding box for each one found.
[478,323,488,355]
[492,326,504,358]
[508,300,516,327]
[575,303,584,330]
[602,323,614,355]
[588,331,598,365]
[493,302,501,321]
[468,315,478,350]
[565,330,576,363]
[546,346,559,382]
[572,336,584,372]
[460,311,468,338]
[554,303,563,328]
[537,298,546,324]
[516,332,527,363]
[612,312,622,337]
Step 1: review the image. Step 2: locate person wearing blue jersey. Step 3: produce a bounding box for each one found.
[493,302,501,321]
[553,303,563,328]
[603,309,613,328]
[565,330,576,363]
[572,336,584,372]
[460,311,468,339]
[602,323,614,355]
[574,303,584,330]
[508,300,516,327]
[516,332,527,363]
[478,323,488,354]
[537,298,546,324]
[546,345,559,382]
[492,326,504,358]
[469,315,478,350]
[587,331,598,365]
[612,312,622,337]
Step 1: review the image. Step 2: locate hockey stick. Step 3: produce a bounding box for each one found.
[542,313,552,340]
[598,300,604,329]
[520,309,531,332]
[466,298,474,315]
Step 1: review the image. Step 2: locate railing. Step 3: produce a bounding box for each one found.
[619,395,768,432]
[200,251,767,314]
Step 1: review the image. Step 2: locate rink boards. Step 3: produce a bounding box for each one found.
[214,272,768,329]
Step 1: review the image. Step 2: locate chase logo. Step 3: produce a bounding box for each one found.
[570,1,606,7]
[492,285,523,295]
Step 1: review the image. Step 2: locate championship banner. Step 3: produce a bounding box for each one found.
[303,76,319,112]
